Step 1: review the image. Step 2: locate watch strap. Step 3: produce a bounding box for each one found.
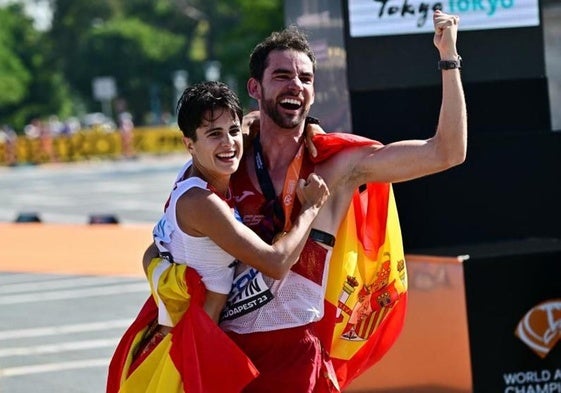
[438,56,462,70]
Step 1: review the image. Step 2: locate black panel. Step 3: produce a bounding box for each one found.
[350,78,551,141]
[462,243,561,393]
[390,132,561,251]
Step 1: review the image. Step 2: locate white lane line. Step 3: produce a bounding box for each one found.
[0,273,67,285]
[0,282,148,304]
[0,338,120,357]
[0,319,133,340]
[0,276,142,294]
[0,358,109,377]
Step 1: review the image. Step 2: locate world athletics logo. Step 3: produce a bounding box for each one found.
[515,299,561,359]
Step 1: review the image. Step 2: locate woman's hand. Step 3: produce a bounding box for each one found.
[297,172,330,210]
[242,110,260,151]
[304,123,326,158]
[242,110,260,136]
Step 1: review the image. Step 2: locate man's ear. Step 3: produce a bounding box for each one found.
[247,78,260,100]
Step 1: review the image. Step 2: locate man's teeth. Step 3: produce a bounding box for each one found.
[280,98,301,106]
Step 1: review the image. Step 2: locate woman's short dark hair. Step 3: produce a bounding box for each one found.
[249,26,316,82]
[176,81,243,140]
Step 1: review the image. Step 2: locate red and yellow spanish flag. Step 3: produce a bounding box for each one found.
[106,264,258,393]
[311,133,408,390]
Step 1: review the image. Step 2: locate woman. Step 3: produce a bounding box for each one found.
[107,81,329,393]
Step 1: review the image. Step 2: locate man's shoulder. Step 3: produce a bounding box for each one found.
[311,132,382,163]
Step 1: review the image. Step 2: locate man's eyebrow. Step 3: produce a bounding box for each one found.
[270,68,314,78]
[270,67,292,75]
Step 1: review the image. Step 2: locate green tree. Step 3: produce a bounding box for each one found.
[0,0,284,130]
[48,0,284,122]
[0,8,31,107]
[50,0,199,123]
[210,0,284,106]
[76,18,187,123]
[0,4,74,131]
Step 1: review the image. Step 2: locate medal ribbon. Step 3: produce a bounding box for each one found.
[253,135,305,232]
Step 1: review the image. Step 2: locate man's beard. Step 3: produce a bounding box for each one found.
[262,97,307,129]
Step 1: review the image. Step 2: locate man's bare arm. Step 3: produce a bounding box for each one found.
[343,10,466,187]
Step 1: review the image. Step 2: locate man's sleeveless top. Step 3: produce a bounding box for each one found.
[220,153,332,333]
[153,161,236,296]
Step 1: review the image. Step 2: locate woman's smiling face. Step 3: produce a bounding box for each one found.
[186,108,243,179]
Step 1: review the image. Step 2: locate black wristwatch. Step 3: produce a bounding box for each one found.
[438,56,462,70]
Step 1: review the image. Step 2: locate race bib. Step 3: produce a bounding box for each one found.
[221,266,274,321]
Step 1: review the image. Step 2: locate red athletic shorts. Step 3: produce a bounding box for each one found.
[228,323,338,393]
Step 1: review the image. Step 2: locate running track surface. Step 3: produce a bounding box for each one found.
[1,223,152,277]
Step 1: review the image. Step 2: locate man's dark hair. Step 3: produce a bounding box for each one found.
[176,81,242,140]
[249,26,316,82]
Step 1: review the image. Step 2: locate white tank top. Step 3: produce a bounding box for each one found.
[153,161,236,295]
